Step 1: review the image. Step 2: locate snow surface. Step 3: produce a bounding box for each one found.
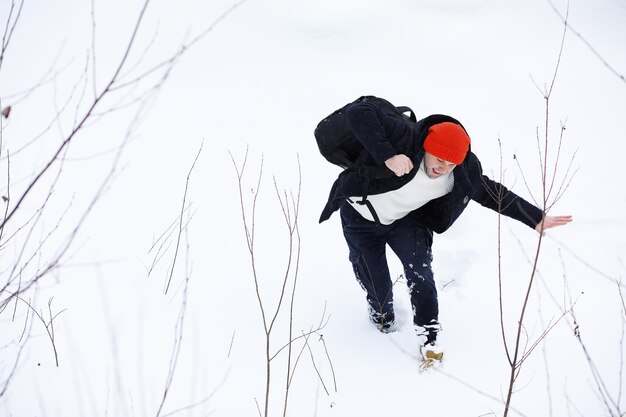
[1,0,625,416]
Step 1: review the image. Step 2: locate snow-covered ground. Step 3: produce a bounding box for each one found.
[1,0,625,416]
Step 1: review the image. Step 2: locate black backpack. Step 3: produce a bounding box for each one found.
[314,96,416,169]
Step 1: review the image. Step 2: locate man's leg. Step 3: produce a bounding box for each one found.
[340,204,395,330]
[386,218,439,343]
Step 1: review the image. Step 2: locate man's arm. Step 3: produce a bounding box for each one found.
[471,175,544,229]
[469,158,572,233]
[345,100,398,165]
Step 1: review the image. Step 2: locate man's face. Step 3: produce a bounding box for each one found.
[423,152,457,179]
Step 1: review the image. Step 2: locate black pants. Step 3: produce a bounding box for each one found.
[340,202,438,327]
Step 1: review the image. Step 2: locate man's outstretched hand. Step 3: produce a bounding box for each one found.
[535,215,573,235]
[385,154,414,177]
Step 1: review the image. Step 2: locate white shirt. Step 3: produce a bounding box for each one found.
[348,160,454,225]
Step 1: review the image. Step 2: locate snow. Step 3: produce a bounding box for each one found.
[1,0,625,416]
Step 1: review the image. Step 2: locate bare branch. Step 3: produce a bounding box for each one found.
[0,150,10,242]
[0,303,33,398]
[319,333,338,393]
[160,367,230,417]
[503,6,575,415]
[230,148,268,333]
[495,138,513,366]
[111,0,250,92]
[164,141,202,294]
[227,329,236,358]
[90,0,98,98]
[155,232,191,417]
[546,5,568,100]
[546,0,626,84]
[0,0,150,230]
[546,234,624,288]
[6,294,66,366]
[0,0,26,71]
[304,333,329,396]
[145,210,193,277]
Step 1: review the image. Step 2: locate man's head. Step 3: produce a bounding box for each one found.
[421,122,470,179]
[423,121,470,164]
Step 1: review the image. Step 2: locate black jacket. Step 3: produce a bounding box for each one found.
[319,96,543,233]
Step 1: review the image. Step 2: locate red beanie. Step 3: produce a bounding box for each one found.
[423,122,470,165]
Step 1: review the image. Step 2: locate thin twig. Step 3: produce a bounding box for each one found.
[110,0,250,92]
[164,141,202,294]
[156,231,192,417]
[0,149,10,242]
[546,0,626,84]
[0,0,152,230]
[0,0,26,71]
[227,329,236,358]
[319,333,337,393]
[7,294,66,366]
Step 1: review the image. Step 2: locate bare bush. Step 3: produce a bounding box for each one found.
[231,148,336,417]
[496,10,577,416]
[0,0,247,406]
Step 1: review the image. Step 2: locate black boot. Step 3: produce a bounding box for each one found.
[369,307,396,333]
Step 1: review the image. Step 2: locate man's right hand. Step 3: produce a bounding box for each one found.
[385,154,414,177]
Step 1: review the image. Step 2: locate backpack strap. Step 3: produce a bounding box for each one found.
[396,106,416,123]
[356,196,381,224]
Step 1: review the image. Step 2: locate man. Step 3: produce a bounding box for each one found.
[317,96,572,364]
